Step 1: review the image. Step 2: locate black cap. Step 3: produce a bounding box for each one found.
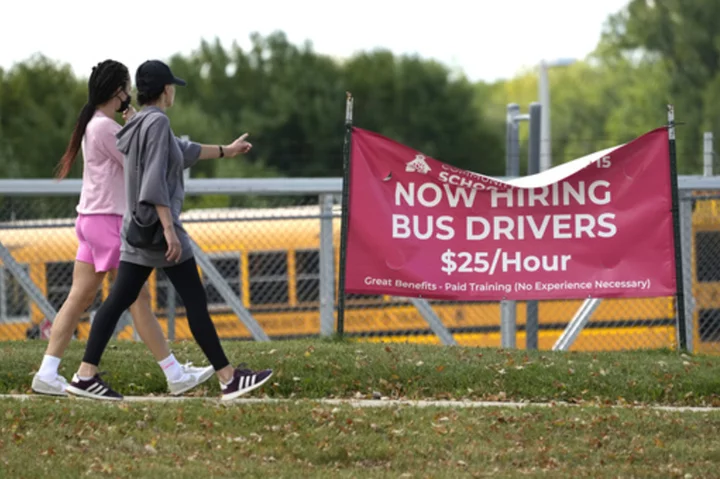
[136,60,186,95]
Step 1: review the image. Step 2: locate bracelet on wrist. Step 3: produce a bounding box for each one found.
[219,145,225,158]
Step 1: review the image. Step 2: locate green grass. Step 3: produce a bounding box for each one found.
[1,399,719,478]
[3,340,720,478]
[2,339,720,406]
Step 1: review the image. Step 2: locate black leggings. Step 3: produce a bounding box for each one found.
[82,258,230,371]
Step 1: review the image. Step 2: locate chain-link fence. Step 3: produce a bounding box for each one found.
[347,292,676,350]
[0,185,335,343]
[0,177,719,354]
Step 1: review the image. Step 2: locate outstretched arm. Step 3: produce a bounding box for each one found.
[196,133,253,160]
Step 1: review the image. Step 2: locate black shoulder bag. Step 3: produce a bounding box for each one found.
[125,149,168,251]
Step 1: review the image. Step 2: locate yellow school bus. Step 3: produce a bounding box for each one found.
[0,201,717,353]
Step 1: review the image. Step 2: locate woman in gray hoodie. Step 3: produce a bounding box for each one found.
[66,60,273,401]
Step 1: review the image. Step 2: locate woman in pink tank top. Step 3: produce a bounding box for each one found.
[31,60,214,397]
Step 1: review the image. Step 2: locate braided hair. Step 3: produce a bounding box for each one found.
[55,60,130,179]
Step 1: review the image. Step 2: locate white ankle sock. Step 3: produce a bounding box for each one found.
[220,374,233,387]
[158,354,183,382]
[38,355,61,380]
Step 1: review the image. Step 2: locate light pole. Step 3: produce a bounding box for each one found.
[538,58,577,171]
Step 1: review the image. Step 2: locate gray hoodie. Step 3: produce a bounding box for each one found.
[115,106,202,269]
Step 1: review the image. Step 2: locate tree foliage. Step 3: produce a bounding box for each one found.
[598,0,720,171]
[0,55,85,178]
[3,10,720,190]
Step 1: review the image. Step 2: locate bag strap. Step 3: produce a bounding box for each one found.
[132,145,142,216]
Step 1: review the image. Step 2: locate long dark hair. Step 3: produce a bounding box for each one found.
[55,60,129,179]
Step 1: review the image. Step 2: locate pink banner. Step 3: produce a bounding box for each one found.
[344,127,676,300]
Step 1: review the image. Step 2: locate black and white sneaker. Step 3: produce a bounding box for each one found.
[66,373,123,401]
[220,365,273,402]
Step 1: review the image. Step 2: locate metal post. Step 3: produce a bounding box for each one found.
[679,189,694,352]
[539,61,551,172]
[0,240,57,322]
[410,298,457,346]
[190,239,270,341]
[526,102,541,350]
[0,267,6,321]
[337,92,354,337]
[552,298,602,351]
[167,281,176,341]
[704,132,713,177]
[501,103,520,349]
[682,134,713,351]
[538,58,576,171]
[319,194,335,336]
[667,105,688,352]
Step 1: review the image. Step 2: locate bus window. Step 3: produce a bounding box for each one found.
[695,231,720,282]
[203,255,242,307]
[296,249,320,303]
[248,251,289,305]
[46,261,101,312]
[155,268,185,310]
[698,308,720,342]
[0,265,30,322]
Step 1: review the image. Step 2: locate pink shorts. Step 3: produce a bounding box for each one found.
[75,214,124,273]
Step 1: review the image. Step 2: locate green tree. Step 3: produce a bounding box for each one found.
[1,32,506,187]
[0,56,87,219]
[0,55,85,178]
[484,54,679,172]
[599,0,720,172]
[168,33,346,178]
[343,50,504,175]
[169,33,505,178]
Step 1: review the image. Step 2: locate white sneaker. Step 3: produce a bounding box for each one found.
[32,373,68,397]
[167,362,215,396]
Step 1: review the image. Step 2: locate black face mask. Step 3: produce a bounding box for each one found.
[117,94,132,113]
